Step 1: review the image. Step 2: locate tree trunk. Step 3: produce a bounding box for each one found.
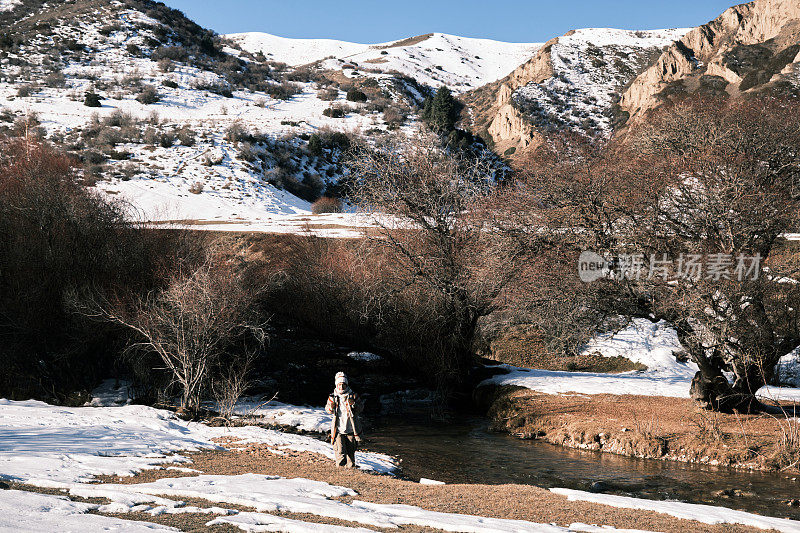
[690,371,762,413]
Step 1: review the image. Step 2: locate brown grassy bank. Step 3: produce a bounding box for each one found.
[480,385,800,473]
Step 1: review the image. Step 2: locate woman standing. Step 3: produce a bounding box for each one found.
[325,372,363,467]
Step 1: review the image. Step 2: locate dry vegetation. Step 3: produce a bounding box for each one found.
[483,386,800,472]
[6,447,763,533]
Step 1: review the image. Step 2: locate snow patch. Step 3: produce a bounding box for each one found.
[0,489,178,532]
[85,378,133,406]
[551,488,800,532]
[0,0,21,13]
[59,474,662,533]
[482,319,698,397]
[347,351,384,362]
[0,399,395,486]
[226,399,332,433]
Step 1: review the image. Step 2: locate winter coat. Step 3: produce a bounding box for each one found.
[325,389,363,442]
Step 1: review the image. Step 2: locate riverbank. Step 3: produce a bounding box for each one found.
[481,385,800,474]
[3,397,799,532]
[7,446,778,533]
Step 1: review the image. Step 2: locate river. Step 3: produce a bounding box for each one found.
[367,413,800,520]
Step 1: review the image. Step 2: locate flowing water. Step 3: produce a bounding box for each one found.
[367,414,800,520]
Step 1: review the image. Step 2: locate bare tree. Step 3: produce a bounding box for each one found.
[521,97,800,411]
[346,133,523,392]
[90,243,267,416]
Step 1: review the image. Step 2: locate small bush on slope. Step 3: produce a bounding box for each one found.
[310,196,342,214]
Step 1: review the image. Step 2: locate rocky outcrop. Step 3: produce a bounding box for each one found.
[463,29,685,156]
[621,0,800,120]
[462,41,556,154]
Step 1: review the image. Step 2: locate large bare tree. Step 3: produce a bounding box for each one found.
[522,97,800,411]
[346,133,523,392]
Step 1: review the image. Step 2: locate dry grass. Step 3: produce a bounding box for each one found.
[377,33,434,49]
[485,386,800,472]
[488,325,646,372]
[83,445,767,533]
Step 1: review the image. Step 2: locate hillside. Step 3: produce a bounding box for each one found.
[5,0,800,224]
[463,27,689,156]
[464,0,800,159]
[620,0,800,121]
[0,0,427,229]
[227,31,542,94]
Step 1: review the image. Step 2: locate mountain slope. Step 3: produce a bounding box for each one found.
[0,0,423,227]
[463,27,688,155]
[621,0,800,121]
[228,31,542,93]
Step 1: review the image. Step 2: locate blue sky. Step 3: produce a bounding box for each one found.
[162,1,738,43]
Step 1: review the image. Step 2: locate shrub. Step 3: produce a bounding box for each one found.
[224,122,251,144]
[346,87,367,102]
[82,149,108,164]
[162,79,178,89]
[192,79,232,98]
[96,127,122,147]
[308,134,323,156]
[157,58,175,73]
[323,106,346,118]
[317,87,339,101]
[311,196,343,214]
[126,43,141,56]
[152,45,188,62]
[265,80,301,100]
[238,142,259,162]
[95,246,266,415]
[324,131,351,151]
[104,109,134,128]
[189,181,204,194]
[383,107,406,128]
[84,91,103,107]
[44,72,66,88]
[121,72,143,89]
[158,130,176,148]
[16,84,35,97]
[142,127,159,146]
[176,127,196,147]
[136,86,160,105]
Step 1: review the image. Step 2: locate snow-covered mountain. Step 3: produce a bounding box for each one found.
[463,27,689,155]
[0,0,431,230]
[9,0,794,229]
[227,32,542,94]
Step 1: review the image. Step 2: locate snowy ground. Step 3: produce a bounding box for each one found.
[0,490,178,533]
[221,398,332,433]
[482,318,800,402]
[2,394,800,531]
[552,489,800,533]
[0,399,395,486]
[0,399,664,533]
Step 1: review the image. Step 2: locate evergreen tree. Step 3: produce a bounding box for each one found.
[84,91,102,108]
[427,86,459,132]
[420,95,433,122]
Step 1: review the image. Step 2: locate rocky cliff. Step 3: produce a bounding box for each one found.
[464,29,685,156]
[621,0,800,120]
